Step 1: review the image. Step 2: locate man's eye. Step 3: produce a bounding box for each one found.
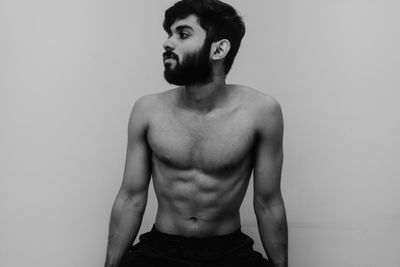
[179,32,190,39]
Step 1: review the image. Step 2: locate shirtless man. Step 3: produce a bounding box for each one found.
[104,0,288,266]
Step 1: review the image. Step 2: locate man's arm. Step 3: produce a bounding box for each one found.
[104,96,152,267]
[253,97,288,267]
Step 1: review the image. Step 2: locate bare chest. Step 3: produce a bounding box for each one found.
[147,108,256,172]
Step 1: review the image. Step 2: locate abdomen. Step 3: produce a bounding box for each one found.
[151,155,253,237]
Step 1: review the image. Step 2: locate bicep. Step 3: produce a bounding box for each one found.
[119,98,152,199]
[253,100,284,207]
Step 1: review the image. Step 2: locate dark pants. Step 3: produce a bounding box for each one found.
[120,225,271,267]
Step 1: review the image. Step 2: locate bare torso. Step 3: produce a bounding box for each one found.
[146,85,262,237]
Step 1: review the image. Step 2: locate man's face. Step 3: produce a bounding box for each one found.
[163,15,213,85]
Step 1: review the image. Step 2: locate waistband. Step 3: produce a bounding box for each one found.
[143,224,245,248]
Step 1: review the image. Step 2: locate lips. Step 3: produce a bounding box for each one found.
[163,51,178,61]
[164,58,176,64]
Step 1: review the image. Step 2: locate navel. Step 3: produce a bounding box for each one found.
[189,216,198,222]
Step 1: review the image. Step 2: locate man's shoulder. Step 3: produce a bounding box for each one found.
[232,85,283,136]
[232,84,282,115]
[132,87,179,114]
[128,88,179,134]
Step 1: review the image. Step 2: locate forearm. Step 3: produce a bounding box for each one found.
[254,198,288,267]
[104,192,146,267]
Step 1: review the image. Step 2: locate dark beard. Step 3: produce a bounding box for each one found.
[163,40,212,86]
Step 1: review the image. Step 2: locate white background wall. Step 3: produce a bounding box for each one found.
[1,1,399,266]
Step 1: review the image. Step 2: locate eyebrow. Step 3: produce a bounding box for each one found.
[173,25,194,32]
[166,24,194,36]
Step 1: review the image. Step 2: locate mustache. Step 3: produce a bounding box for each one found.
[163,51,178,60]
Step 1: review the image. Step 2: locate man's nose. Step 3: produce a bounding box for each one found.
[163,37,175,51]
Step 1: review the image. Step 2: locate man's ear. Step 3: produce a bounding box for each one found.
[210,39,231,61]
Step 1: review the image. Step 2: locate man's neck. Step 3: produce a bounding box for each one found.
[179,76,230,113]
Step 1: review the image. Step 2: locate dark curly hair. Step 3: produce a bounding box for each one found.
[163,0,246,75]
